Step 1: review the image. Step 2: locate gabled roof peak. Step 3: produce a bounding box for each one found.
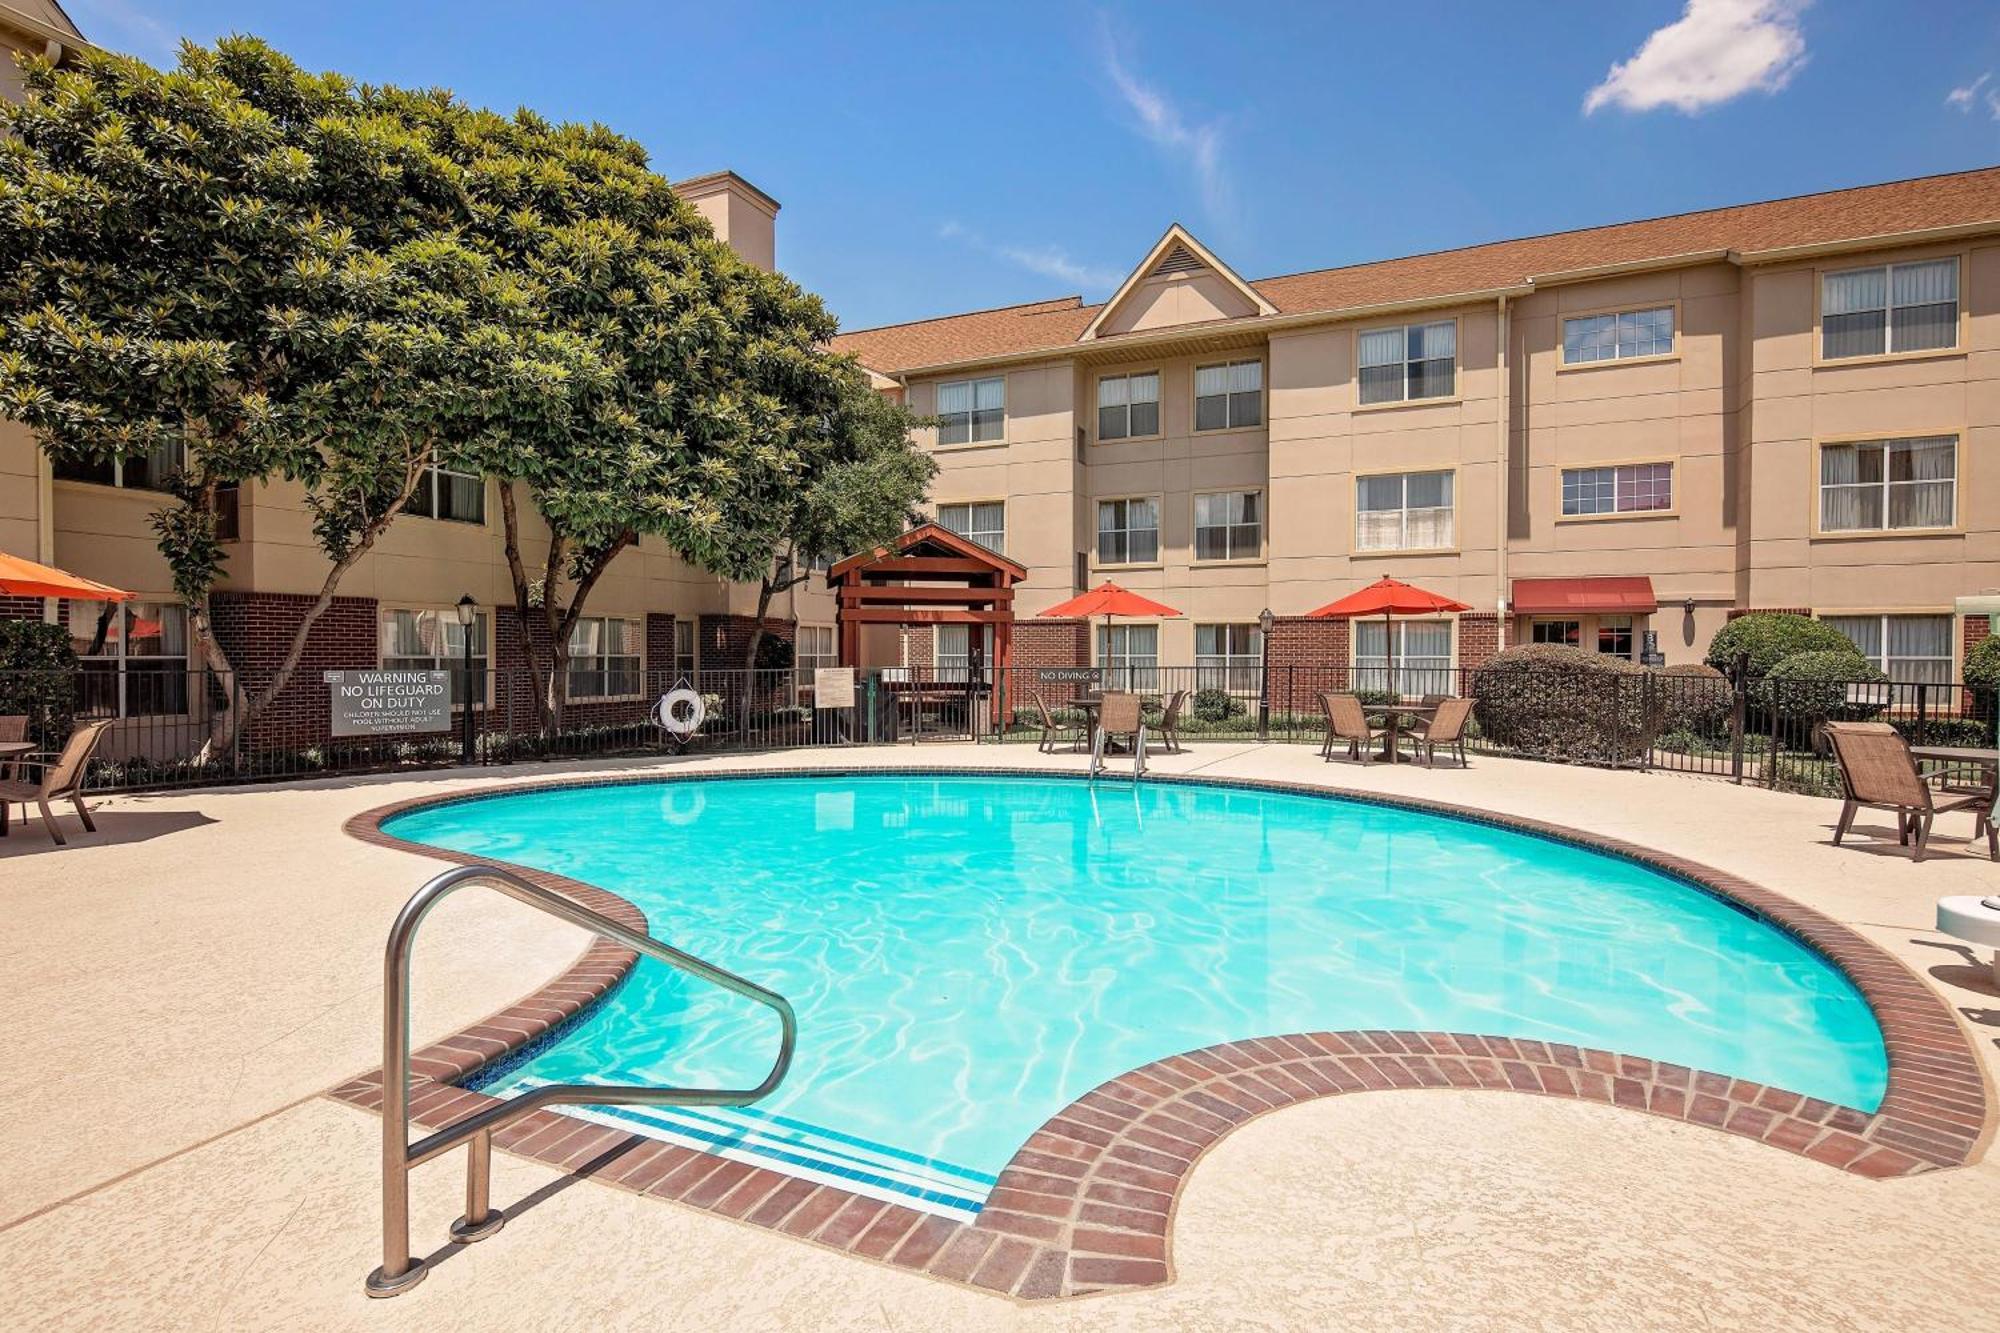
[1076,224,1276,343]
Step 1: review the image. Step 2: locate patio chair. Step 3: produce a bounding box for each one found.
[0,718,114,845]
[1155,688,1188,755]
[1319,692,1388,764]
[1091,692,1148,777]
[1825,722,1995,862]
[0,714,25,780]
[1032,690,1084,754]
[1410,697,1474,768]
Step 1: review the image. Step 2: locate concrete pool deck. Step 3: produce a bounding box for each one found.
[3,742,1998,1329]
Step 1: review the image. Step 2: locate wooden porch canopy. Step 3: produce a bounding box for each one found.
[828,522,1028,669]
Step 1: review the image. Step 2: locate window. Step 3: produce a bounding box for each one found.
[69,600,188,717]
[1194,359,1262,430]
[1823,614,1954,689]
[380,607,488,708]
[1358,320,1455,405]
[1531,620,1580,647]
[1097,623,1158,691]
[936,500,1005,554]
[1196,624,1263,694]
[1355,620,1452,698]
[937,376,1005,445]
[1193,491,1262,561]
[52,440,183,491]
[936,624,994,684]
[796,624,836,702]
[1562,462,1673,516]
[1097,498,1159,565]
[1098,372,1161,440]
[1822,258,1958,360]
[1819,436,1956,533]
[403,461,484,524]
[1597,616,1634,659]
[673,620,698,682]
[1562,306,1674,365]
[1356,471,1454,551]
[567,616,641,699]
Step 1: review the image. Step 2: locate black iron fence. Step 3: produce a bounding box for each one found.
[0,657,1988,797]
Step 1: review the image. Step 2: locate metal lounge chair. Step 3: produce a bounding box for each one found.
[1090,691,1148,778]
[1410,697,1474,768]
[0,718,114,845]
[1825,721,1995,862]
[1032,690,1084,754]
[1155,688,1188,754]
[1319,691,1387,764]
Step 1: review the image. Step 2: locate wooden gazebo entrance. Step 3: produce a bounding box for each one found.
[828,523,1026,725]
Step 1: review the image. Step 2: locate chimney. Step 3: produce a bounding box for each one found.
[673,171,779,271]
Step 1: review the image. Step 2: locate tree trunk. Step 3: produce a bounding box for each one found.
[174,480,244,763]
[498,482,554,734]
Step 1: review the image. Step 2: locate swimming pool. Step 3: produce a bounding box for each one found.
[385,773,1888,1218]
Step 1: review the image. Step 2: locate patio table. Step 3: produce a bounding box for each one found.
[1911,745,1999,838]
[1370,703,1436,764]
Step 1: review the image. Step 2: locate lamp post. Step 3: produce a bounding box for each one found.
[1257,607,1275,742]
[454,595,477,766]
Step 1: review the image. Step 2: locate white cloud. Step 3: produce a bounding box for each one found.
[1946,72,2000,121]
[63,0,181,63]
[1097,24,1234,228]
[937,221,1121,291]
[1584,0,1809,115]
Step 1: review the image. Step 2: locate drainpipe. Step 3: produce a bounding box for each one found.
[1494,294,1511,644]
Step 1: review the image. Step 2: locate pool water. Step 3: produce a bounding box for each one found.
[386,774,1887,1215]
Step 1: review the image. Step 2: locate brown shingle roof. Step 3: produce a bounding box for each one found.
[831,166,2000,375]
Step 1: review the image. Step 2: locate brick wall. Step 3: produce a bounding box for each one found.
[1008,618,1089,705]
[1265,615,1350,712]
[209,591,378,749]
[1962,614,1990,663]
[0,595,48,621]
[1457,612,1501,672]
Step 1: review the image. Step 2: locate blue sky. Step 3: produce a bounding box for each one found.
[61,1,2000,332]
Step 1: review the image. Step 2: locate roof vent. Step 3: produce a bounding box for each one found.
[1151,242,1206,277]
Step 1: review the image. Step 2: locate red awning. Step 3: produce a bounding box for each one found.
[1510,577,1657,615]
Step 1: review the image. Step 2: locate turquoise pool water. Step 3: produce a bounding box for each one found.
[386,774,1887,1214]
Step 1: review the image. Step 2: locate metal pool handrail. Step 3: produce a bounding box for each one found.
[366,863,797,1298]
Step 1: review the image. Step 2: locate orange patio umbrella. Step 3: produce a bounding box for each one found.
[1039,581,1181,682]
[1307,576,1470,691]
[0,551,133,602]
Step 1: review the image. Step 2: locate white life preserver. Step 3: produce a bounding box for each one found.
[654,687,706,737]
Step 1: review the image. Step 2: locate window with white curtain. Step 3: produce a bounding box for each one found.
[1196,624,1263,693]
[936,500,1005,553]
[797,625,836,672]
[936,624,994,684]
[1821,615,1954,695]
[1098,372,1161,440]
[1358,320,1456,404]
[567,616,641,698]
[1097,623,1159,690]
[52,440,185,492]
[405,461,485,523]
[69,599,189,717]
[1194,359,1262,430]
[1822,258,1958,359]
[673,619,698,682]
[380,606,488,707]
[1356,471,1454,550]
[1818,437,1955,532]
[937,376,1005,444]
[1354,620,1452,697]
[1561,462,1673,516]
[1193,491,1262,560]
[1097,497,1159,564]
[1562,306,1675,364]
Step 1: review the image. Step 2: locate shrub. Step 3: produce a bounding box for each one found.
[1704,613,1863,677]
[1191,688,1243,722]
[1965,635,2000,693]
[1653,662,1732,736]
[754,635,794,672]
[0,618,79,743]
[1755,650,1888,725]
[1470,644,1664,765]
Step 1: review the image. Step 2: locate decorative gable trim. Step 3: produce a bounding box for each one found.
[1077,224,1276,343]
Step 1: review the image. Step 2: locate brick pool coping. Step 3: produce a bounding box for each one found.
[333,765,1993,1302]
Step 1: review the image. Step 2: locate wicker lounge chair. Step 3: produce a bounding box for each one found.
[1825,721,1995,862]
[1410,696,1473,768]
[0,718,114,845]
[1319,692,1388,764]
[1032,691,1084,754]
[1155,688,1188,754]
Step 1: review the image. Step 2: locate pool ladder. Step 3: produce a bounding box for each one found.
[1088,720,1148,781]
[365,864,797,1298]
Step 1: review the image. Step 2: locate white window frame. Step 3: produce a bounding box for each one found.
[1821,613,1955,687]
[406,460,486,524]
[566,615,643,700]
[1561,461,1674,517]
[379,605,490,709]
[1193,359,1263,431]
[1353,619,1454,698]
[935,624,994,684]
[1816,436,1957,534]
[1097,371,1162,441]
[936,500,1005,554]
[936,376,1005,445]
[52,440,185,492]
[69,599,190,718]
[1596,615,1635,660]
[1096,622,1159,691]
[1355,470,1455,552]
[1193,490,1263,562]
[1561,305,1676,365]
[1530,619,1580,648]
[1096,496,1160,566]
[1820,257,1961,361]
[1357,319,1457,405]
[1195,623,1264,695]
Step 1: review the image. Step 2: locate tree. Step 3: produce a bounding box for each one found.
[0,39,596,750]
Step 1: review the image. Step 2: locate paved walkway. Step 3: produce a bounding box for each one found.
[2,743,1996,1329]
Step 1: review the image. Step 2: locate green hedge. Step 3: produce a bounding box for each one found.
[1654,662,1732,735]
[1754,649,1888,723]
[1470,644,1664,765]
[1703,613,1863,677]
[0,618,79,743]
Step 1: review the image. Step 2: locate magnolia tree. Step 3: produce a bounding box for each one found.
[0,39,599,750]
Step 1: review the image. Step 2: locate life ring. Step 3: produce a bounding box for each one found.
[654,687,706,737]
